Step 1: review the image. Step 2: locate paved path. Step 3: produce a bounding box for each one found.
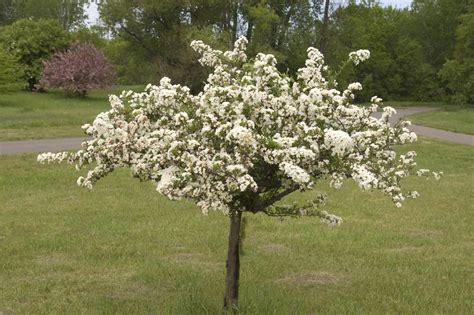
[0,137,89,156]
[0,107,473,156]
[372,107,474,146]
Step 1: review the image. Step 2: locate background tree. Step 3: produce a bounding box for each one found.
[0,19,70,90]
[319,0,330,54]
[2,0,90,30]
[324,2,451,101]
[40,42,113,96]
[71,24,109,50]
[0,0,16,26]
[97,0,214,90]
[97,0,324,88]
[439,4,474,104]
[0,46,23,93]
[410,0,469,69]
[0,0,462,103]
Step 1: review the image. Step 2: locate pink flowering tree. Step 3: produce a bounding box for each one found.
[40,42,113,97]
[38,37,440,311]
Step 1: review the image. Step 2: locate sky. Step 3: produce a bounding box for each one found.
[86,0,413,25]
[379,0,412,7]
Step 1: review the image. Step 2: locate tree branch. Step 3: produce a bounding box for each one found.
[250,186,299,213]
[118,21,154,55]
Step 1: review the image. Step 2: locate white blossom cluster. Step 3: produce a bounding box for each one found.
[349,49,371,65]
[38,37,435,220]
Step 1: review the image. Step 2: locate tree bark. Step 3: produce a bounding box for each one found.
[223,210,242,312]
[246,19,253,43]
[230,1,239,48]
[319,0,331,55]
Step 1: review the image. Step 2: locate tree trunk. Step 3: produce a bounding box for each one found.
[223,210,242,312]
[27,77,36,91]
[319,0,331,55]
[246,19,253,43]
[230,1,239,48]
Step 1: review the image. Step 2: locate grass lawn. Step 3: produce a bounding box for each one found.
[0,138,473,313]
[0,86,143,141]
[407,107,474,135]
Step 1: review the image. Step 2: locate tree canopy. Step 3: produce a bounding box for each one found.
[93,0,471,103]
[0,0,89,30]
[439,3,474,104]
[0,19,70,90]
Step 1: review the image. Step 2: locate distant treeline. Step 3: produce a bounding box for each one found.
[0,0,472,103]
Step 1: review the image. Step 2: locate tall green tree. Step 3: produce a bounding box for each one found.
[244,0,322,73]
[98,0,323,87]
[325,2,444,101]
[0,0,16,26]
[98,0,226,89]
[0,19,70,90]
[410,0,470,68]
[439,3,474,104]
[1,0,90,30]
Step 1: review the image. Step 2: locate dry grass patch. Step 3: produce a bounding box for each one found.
[277,272,340,285]
[163,253,222,271]
[164,253,203,262]
[34,255,72,267]
[107,282,160,301]
[259,243,289,253]
[406,228,444,240]
[383,246,426,254]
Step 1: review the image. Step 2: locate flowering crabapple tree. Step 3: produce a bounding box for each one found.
[38,37,440,311]
[40,42,113,97]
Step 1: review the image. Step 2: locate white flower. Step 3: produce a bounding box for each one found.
[156,166,178,193]
[347,82,363,91]
[324,129,354,157]
[417,169,430,176]
[352,165,378,190]
[280,162,311,186]
[349,49,370,65]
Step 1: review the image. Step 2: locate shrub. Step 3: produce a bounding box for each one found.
[40,42,114,96]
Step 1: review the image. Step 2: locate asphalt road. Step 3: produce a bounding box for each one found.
[1,107,473,156]
[371,107,474,146]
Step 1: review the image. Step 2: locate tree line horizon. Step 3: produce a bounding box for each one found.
[0,0,472,104]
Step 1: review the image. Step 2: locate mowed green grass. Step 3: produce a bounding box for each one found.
[407,107,474,135]
[0,138,473,313]
[0,86,143,141]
